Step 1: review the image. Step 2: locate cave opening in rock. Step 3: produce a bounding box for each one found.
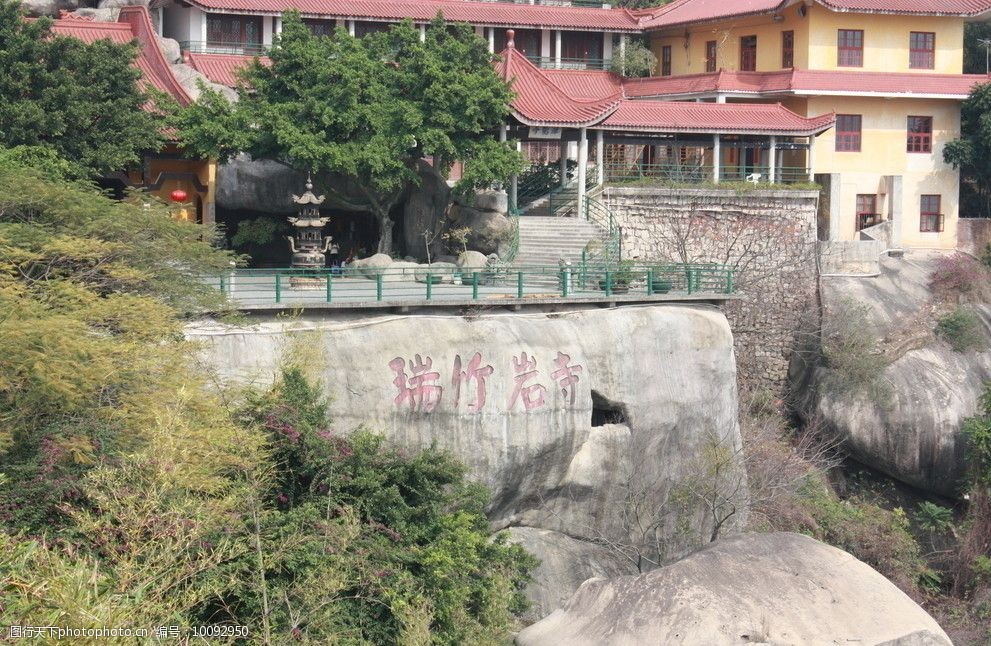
[591,390,628,427]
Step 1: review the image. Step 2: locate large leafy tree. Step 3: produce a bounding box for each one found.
[944,81,991,218]
[0,0,166,178]
[179,12,524,254]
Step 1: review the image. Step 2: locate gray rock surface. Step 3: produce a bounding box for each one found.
[169,62,238,103]
[403,161,450,262]
[456,250,489,271]
[158,36,181,64]
[517,532,952,646]
[792,250,991,496]
[448,204,513,256]
[349,253,393,278]
[21,0,78,16]
[189,305,744,617]
[413,261,457,283]
[472,189,509,214]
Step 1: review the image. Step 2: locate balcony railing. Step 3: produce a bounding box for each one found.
[531,56,612,71]
[179,40,268,56]
[856,213,883,231]
[603,162,812,185]
[920,213,945,233]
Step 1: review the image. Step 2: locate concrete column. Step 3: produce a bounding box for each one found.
[716,93,727,103]
[262,18,273,47]
[559,142,568,187]
[807,135,815,181]
[619,34,627,74]
[541,29,552,60]
[768,136,777,184]
[827,174,842,241]
[419,24,426,42]
[499,124,507,143]
[555,30,562,68]
[488,27,495,53]
[603,32,613,67]
[577,127,588,218]
[888,175,904,249]
[274,16,282,36]
[596,129,605,186]
[713,134,721,184]
[157,7,164,36]
[347,20,355,37]
[199,12,207,44]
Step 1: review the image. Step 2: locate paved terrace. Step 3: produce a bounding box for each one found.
[214,264,737,311]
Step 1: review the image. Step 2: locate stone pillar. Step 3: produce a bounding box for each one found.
[274,16,282,37]
[596,129,605,186]
[716,93,726,103]
[603,33,613,68]
[619,34,627,74]
[713,134,721,184]
[199,13,207,44]
[262,19,273,46]
[560,142,568,187]
[541,29,552,60]
[887,175,904,249]
[499,124,507,143]
[347,20,355,37]
[827,173,842,241]
[768,136,777,184]
[555,30,562,69]
[419,24,426,42]
[488,27,495,53]
[577,127,588,218]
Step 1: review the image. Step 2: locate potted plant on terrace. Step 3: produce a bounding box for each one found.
[599,260,635,294]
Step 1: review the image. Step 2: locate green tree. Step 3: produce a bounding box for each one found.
[0,0,167,178]
[944,81,991,218]
[964,21,991,75]
[179,13,525,254]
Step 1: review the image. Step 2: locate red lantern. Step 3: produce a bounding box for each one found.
[169,189,188,203]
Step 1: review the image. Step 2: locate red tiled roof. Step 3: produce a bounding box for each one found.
[51,6,192,107]
[186,52,269,87]
[496,46,621,126]
[182,0,641,31]
[640,0,991,29]
[541,68,624,100]
[600,101,835,135]
[624,68,989,99]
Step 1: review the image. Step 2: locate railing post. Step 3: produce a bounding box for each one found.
[472,272,479,299]
[426,274,432,300]
[725,270,734,294]
[274,273,282,304]
[326,273,333,302]
[605,271,612,296]
[219,274,226,295]
[376,274,383,301]
[517,271,524,298]
[647,268,654,295]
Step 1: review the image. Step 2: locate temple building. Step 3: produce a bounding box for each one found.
[50,7,217,224]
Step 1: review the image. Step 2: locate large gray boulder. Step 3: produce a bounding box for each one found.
[792,250,991,496]
[20,0,79,16]
[517,532,952,646]
[448,204,514,256]
[349,253,393,278]
[189,305,745,617]
[403,160,450,262]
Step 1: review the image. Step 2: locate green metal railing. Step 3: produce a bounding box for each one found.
[179,40,269,56]
[582,195,620,265]
[530,57,612,71]
[212,262,736,307]
[603,162,812,185]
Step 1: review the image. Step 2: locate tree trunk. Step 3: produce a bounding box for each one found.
[377,211,394,255]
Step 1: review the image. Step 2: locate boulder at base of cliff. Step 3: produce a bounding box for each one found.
[448,203,513,256]
[517,532,951,646]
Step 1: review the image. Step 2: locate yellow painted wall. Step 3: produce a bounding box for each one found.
[807,96,961,248]
[649,7,810,76]
[648,5,964,76]
[807,8,963,74]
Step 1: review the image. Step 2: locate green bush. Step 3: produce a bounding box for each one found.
[936,306,985,352]
[821,298,892,405]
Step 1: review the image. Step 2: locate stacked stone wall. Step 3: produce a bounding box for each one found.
[603,186,821,390]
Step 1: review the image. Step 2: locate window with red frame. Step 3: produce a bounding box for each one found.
[856,194,880,231]
[910,31,935,69]
[907,116,933,153]
[782,31,794,68]
[661,45,672,76]
[706,40,717,72]
[920,195,943,232]
[835,114,862,152]
[837,29,863,67]
[740,35,757,71]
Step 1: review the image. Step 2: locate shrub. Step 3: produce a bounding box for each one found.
[936,306,985,352]
[929,254,986,300]
[820,298,891,405]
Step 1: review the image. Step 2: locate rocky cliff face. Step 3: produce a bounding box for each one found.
[517,532,952,646]
[792,251,991,497]
[188,304,746,617]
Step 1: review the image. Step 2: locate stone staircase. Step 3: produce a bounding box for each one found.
[513,216,611,268]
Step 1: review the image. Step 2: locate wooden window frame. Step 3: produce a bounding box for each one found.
[920,195,944,232]
[909,31,935,70]
[661,45,672,76]
[835,114,862,152]
[740,35,757,72]
[705,40,717,72]
[856,194,880,231]
[907,116,933,153]
[837,29,864,67]
[782,30,794,69]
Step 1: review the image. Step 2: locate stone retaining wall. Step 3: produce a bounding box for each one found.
[603,186,821,390]
[957,218,991,258]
